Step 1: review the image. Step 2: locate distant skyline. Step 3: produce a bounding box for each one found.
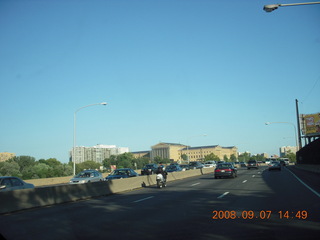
[1,0,319,163]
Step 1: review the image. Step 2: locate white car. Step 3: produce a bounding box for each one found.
[69,169,104,184]
[204,161,216,168]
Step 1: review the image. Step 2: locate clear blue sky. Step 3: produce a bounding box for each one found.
[1,0,319,163]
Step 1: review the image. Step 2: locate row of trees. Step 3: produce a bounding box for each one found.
[0,151,296,180]
[102,152,158,170]
[0,153,159,180]
[0,156,73,180]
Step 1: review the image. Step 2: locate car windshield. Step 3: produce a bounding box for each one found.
[217,164,232,169]
[111,170,128,176]
[76,172,92,178]
[145,164,154,168]
[166,166,176,170]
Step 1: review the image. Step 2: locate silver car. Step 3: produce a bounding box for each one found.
[204,161,216,168]
[0,176,34,191]
[69,170,104,184]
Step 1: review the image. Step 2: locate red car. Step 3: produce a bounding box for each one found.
[214,163,237,179]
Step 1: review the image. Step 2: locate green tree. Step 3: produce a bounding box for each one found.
[204,153,220,161]
[62,164,73,176]
[37,158,65,177]
[0,161,21,177]
[77,161,101,173]
[9,156,36,174]
[181,154,188,161]
[153,156,170,164]
[32,163,52,179]
[223,155,229,162]
[250,154,265,162]
[284,150,296,163]
[134,157,150,169]
[103,155,117,171]
[230,154,237,162]
[238,152,251,162]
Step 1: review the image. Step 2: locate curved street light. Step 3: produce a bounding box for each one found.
[265,121,299,152]
[264,1,320,12]
[73,102,107,175]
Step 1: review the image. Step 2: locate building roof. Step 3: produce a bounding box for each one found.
[151,142,187,148]
[181,145,236,150]
[131,151,150,154]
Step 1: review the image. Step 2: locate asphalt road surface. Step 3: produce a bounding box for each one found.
[1,166,319,240]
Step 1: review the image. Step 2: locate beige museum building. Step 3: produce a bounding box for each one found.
[133,142,238,162]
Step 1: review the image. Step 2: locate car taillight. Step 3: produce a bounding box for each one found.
[225,169,232,172]
[215,169,221,172]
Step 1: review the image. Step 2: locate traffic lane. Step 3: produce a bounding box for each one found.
[0,171,253,240]
[0,169,272,239]
[209,166,320,239]
[1,168,319,240]
[129,167,320,240]
[286,165,320,195]
[261,166,320,221]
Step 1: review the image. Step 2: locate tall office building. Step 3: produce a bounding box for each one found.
[280,146,298,157]
[70,144,129,164]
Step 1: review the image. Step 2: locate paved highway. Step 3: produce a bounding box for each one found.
[0,166,319,240]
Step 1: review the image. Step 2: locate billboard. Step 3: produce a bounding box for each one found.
[302,113,320,137]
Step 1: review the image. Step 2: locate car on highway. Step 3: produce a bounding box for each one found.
[204,161,216,168]
[69,169,104,184]
[239,162,246,167]
[105,168,139,180]
[180,164,190,171]
[140,163,158,175]
[189,161,204,169]
[214,163,237,179]
[0,176,35,192]
[268,161,281,171]
[279,159,287,166]
[247,160,259,169]
[165,165,183,172]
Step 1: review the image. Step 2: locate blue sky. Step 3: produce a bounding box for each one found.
[1,0,319,163]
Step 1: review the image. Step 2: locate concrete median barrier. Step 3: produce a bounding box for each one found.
[0,168,215,214]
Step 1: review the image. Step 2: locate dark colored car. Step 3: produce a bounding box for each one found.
[165,165,183,172]
[279,160,287,166]
[214,163,237,179]
[0,176,34,191]
[180,164,190,170]
[240,162,247,167]
[189,161,204,169]
[106,168,139,180]
[247,160,259,169]
[141,163,158,175]
[268,161,281,171]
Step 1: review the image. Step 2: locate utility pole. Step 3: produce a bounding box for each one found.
[295,99,302,150]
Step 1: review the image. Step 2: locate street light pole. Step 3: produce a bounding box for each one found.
[265,122,299,152]
[73,102,107,176]
[264,1,320,12]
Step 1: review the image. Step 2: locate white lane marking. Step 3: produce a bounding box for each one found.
[242,180,247,183]
[252,175,255,178]
[191,183,200,187]
[217,192,229,199]
[286,168,320,198]
[133,196,154,203]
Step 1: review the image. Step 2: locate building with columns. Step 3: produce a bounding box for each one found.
[149,142,238,162]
